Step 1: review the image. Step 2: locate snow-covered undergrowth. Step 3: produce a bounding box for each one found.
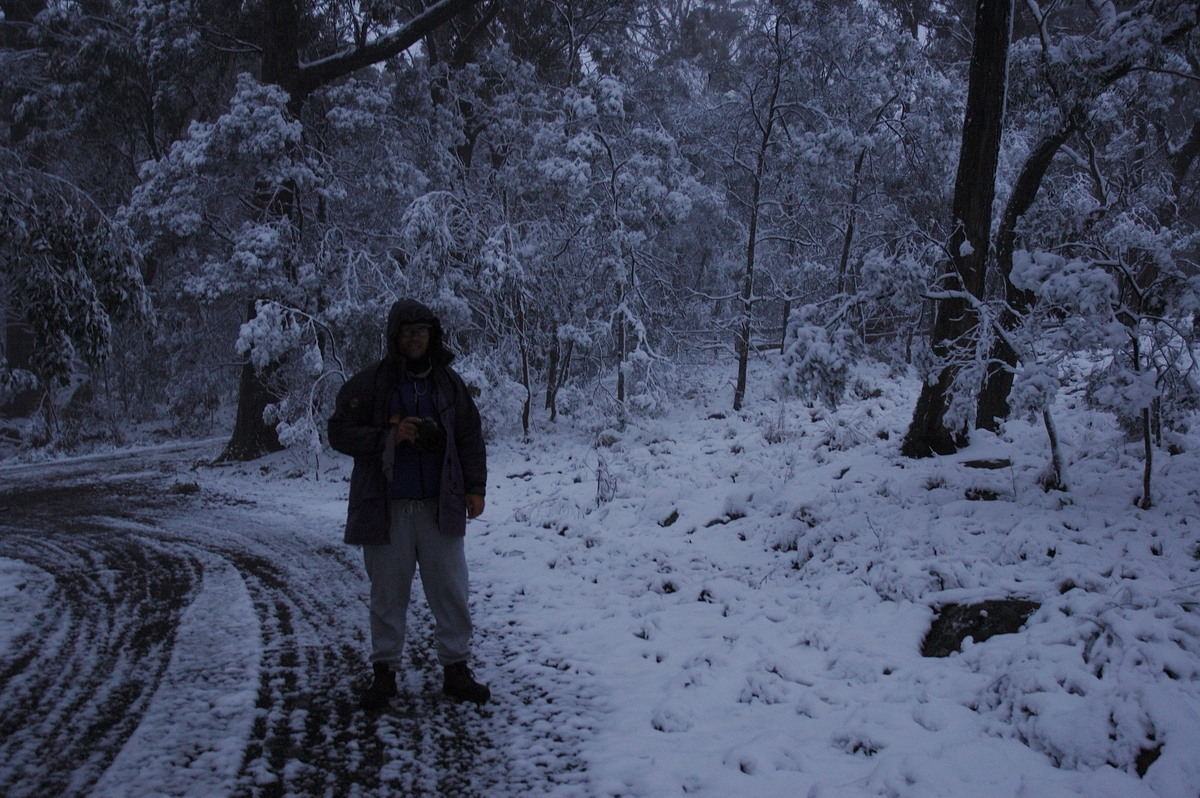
[452,358,1200,797]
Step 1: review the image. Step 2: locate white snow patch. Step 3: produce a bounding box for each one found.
[89,556,262,798]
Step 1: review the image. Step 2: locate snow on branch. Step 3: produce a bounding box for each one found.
[295,0,489,97]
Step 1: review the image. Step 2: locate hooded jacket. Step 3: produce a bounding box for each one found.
[327,299,487,544]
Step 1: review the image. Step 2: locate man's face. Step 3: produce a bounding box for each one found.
[397,323,432,360]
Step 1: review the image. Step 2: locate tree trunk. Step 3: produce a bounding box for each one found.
[514,291,531,438]
[732,236,754,411]
[616,284,627,404]
[224,360,286,461]
[976,122,1076,430]
[836,148,867,296]
[1041,408,1067,491]
[976,12,1197,431]
[901,0,1013,458]
[1140,404,1153,509]
[546,337,574,423]
[733,45,783,412]
[779,297,792,353]
[219,0,300,461]
[1131,335,1153,509]
[545,335,559,415]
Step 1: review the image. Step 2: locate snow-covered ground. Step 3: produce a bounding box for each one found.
[2,358,1199,796]
[456,361,1200,797]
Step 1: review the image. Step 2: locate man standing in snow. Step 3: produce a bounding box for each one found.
[327,298,490,709]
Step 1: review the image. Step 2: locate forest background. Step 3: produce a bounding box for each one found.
[1,0,1198,489]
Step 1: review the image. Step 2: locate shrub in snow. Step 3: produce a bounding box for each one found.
[778,309,856,409]
[777,249,927,410]
[0,366,37,408]
[1004,247,1200,504]
[619,348,673,417]
[650,701,694,733]
[1008,362,1061,422]
[235,300,340,438]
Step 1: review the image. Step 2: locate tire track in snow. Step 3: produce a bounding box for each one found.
[90,554,261,797]
[0,454,594,797]
[0,482,202,798]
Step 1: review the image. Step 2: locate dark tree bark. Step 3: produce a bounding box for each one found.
[545,335,573,423]
[514,291,532,438]
[975,121,1076,430]
[224,363,286,460]
[974,9,1196,431]
[731,110,773,411]
[901,0,1013,458]
[221,0,488,461]
[836,148,867,297]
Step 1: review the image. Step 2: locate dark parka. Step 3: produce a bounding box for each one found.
[327,299,487,544]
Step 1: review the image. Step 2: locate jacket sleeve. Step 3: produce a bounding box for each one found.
[451,373,488,496]
[327,370,388,458]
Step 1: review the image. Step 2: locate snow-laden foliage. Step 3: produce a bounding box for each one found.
[1,0,1195,465]
[683,3,959,408]
[453,355,528,438]
[0,150,152,404]
[515,67,707,416]
[1003,235,1199,438]
[128,74,326,301]
[778,248,928,409]
[1004,251,1128,421]
[968,578,1200,775]
[778,308,856,408]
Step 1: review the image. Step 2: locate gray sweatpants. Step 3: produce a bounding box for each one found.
[362,498,473,669]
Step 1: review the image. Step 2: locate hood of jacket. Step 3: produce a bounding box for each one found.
[386,298,454,369]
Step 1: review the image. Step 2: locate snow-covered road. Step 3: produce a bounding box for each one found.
[0,444,587,797]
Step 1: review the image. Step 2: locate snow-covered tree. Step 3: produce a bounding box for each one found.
[976,0,1200,432]
[901,0,1014,457]
[121,0,488,459]
[529,71,702,416]
[0,149,151,439]
[688,0,957,411]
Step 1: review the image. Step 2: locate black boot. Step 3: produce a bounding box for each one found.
[361,662,397,710]
[443,661,490,704]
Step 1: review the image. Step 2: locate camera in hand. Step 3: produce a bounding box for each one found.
[413,417,446,453]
